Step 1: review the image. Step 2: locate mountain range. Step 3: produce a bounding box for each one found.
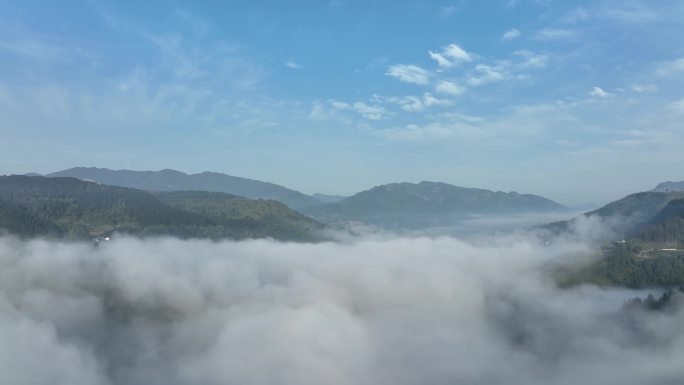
[39,168,570,229]
[545,190,684,239]
[47,167,321,209]
[301,181,568,228]
[0,175,323,241]
[4,167,684,247]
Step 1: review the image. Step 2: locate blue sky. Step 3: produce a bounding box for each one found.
[1,0,683,205]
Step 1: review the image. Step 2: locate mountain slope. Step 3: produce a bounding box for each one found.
[639,198,684,243]
[0,175,323,241]
[302,181,567,228]
[653,180,684,192]
[0,197,63,237]
[155,191,323,241]
[545,191,684,238]
[47,167,321,209]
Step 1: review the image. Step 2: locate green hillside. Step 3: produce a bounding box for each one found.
[155,191,323,241]
[0,175,323,241]
[544,191,684,238]
[303,181,567,228]
[558,197,684,288]
[639,198,684,243]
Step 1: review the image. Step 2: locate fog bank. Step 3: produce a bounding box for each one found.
[0,233,683,385]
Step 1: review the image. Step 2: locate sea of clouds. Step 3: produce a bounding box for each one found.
[1,222,683,385]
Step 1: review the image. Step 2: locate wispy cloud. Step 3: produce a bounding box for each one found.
[598,6,658,24]
[351,101,386,120]
[629,83,658,93]
[396,93,451,112]
[0,36,88,62]
[655,57,684,76]
[588,86,614,98]
[385,64,430,85]
[513,50,549,68]
[329,99,387,120]
[467,64,505,86]
[501,28,521,40]
[428,44,472,69]
[284,61,301,69]
[668,98,684,114]
[435,81,465,96]
[534,28,576,41]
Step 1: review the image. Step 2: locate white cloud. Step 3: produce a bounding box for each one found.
[502,28,521,40]
[374,92,452,113]
[443,44,472,62]
[435,81,466,96]
[598,6,659,24]
[428,51,452,68]
[352,102,386,120]
[629,83,658,93]
[588,86,614,98]
[396,96,423,112]
[284,61,301,69]
[428,44,472,69]
[330,100,351,110]
[534,28,576,40]
[466,64,505,86]
[655,57,684,76]
[513,50,549,69]
[422,93,451,107]
[316,99,387,121]
[385,64,430,85]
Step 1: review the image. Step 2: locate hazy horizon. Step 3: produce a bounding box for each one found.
[1,0,684,206]
[0,164,671,209]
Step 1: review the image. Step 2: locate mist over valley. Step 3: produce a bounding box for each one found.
[2,0,684,383]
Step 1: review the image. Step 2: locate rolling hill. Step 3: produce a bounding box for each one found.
[47,167,321,209]
[302,181,567,228]
[155,191,323,241]
[0,175,323,241]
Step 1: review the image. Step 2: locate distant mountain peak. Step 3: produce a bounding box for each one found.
[47,167,321,209]
[653,180,684,193]
[302,180,567,229]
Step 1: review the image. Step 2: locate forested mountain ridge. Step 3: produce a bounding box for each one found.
[556,196,684,289]
[155,191,323,241]
[639,198,684,243]
[544,191,684,239]
[0,175,323,241]
[303,181,567,228]
[47,167,322,209]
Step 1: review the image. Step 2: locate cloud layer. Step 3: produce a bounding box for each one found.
[0,231,683,385]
